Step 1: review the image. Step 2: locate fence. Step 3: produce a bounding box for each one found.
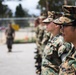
[0,17,37,44]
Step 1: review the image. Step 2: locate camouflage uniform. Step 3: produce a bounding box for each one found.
[58,42,75,75]
[41,31,51,45]
[34,15,46,74]
[41,11,54,55]
[5,23,15,52]
[41,11,62,75]
[41,34,63,75]
[41,31,51,53]
[35,23,46,63]
[58,43,75,75]
[53,5,76,75]
[41,33,74,75]
[36,24,46,55]
[35,23,40,50]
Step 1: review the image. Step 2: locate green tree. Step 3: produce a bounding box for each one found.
[15,4,25,17]
[0,0,12,17]
[15,4,30,27]
[68,0,76,5]
[15,4,30,17]
[38,0,64,12]
[37,0,75,12]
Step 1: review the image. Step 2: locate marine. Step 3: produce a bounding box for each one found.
[5,22,15,52]
[34,13,46,74]
[41,11,74,75]
[53,5,76,75]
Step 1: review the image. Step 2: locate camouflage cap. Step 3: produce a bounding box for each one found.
[42,17,53,23]
[48,11,55,18]
[53,5,76,25]
[42,11,54,23]
[62,5,76,19]
[53,16,74,25]
[62,5,76,14]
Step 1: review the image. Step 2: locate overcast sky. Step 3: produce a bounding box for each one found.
[3,0,40,16]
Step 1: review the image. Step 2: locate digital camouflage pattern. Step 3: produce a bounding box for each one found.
[34,5,76,75]
[41,33,74,75]
[41,31,51,54]
[35,24,46,55]
[41,31,51,45]
[34,15,46,74]
[58,42,74,62]
[41,34,63,75]
[53,5,76,75]
[59,47,76,75]
[41,66,58,75]
[53,5,76,25]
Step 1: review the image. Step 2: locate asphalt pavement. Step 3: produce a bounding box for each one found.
[0,43,36,75]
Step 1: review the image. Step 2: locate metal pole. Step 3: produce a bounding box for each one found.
[46,0,49,12]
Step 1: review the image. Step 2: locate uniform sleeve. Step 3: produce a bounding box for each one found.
[59,44,76,75]
[58,42,73,62]
[59,59,76,75]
